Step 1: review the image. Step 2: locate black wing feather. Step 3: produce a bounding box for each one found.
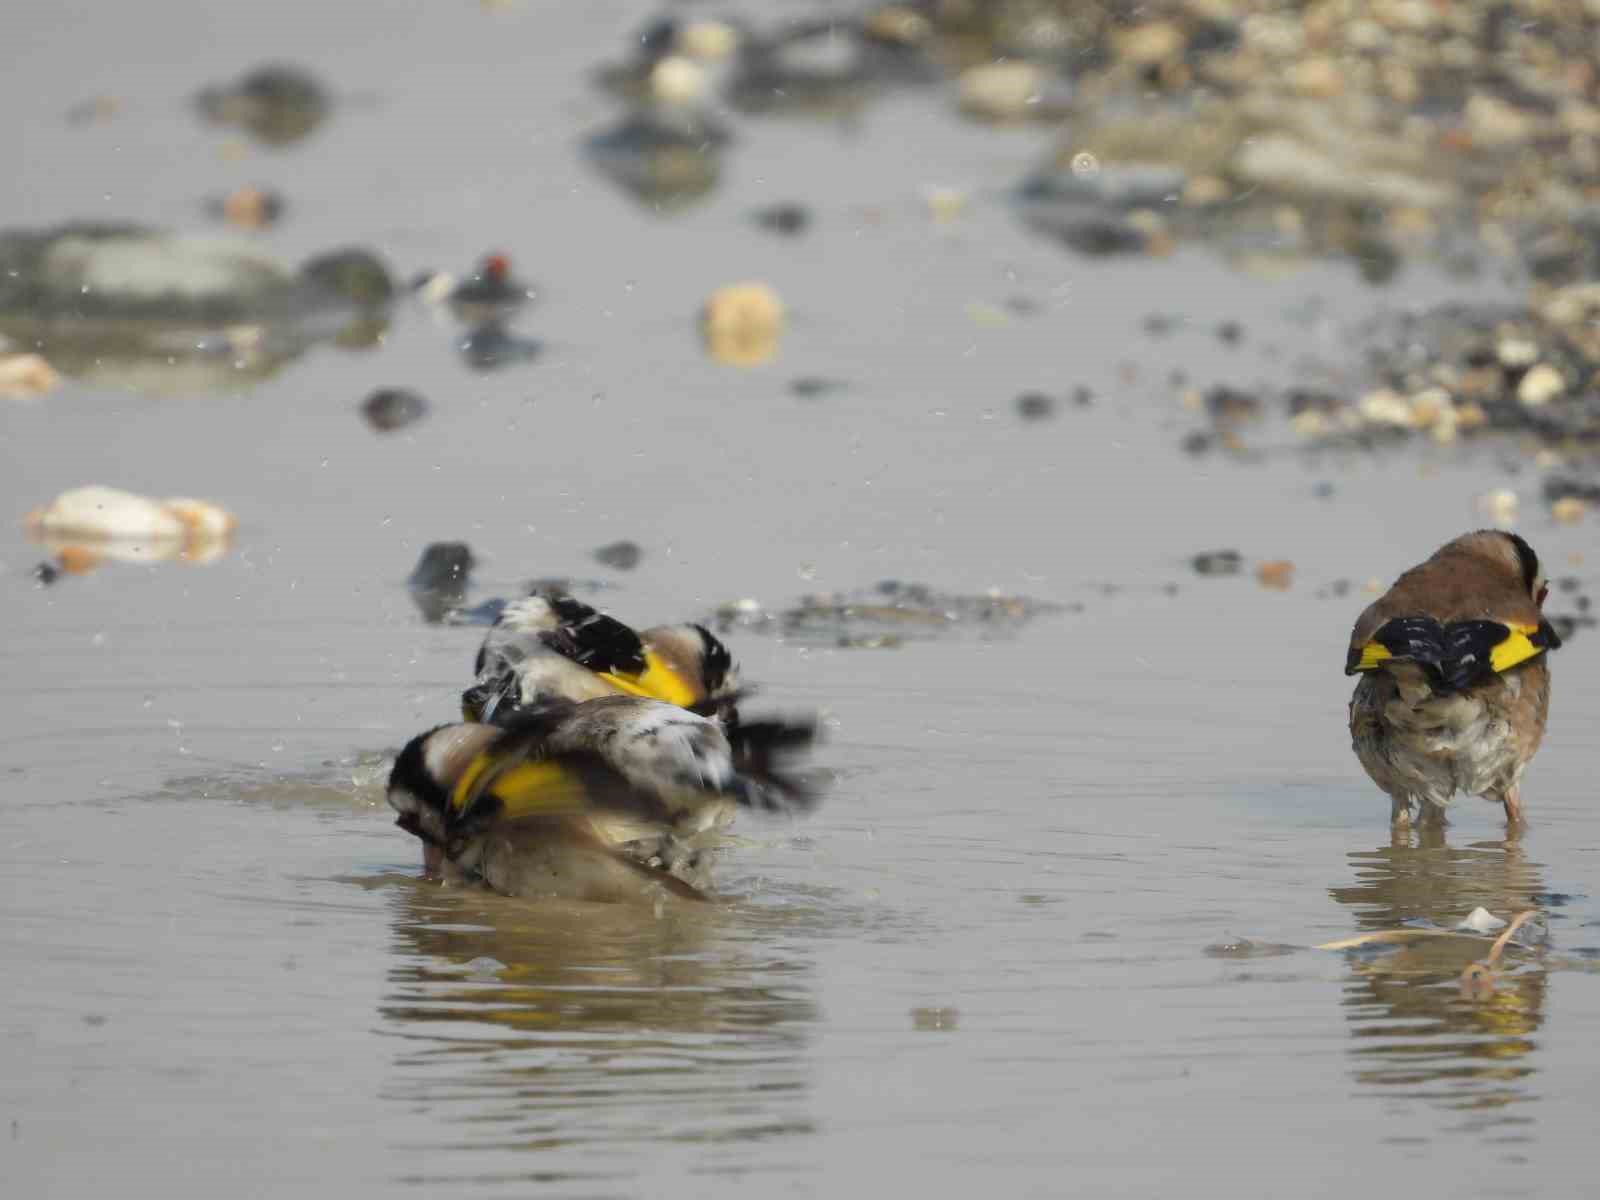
[1353,616,1536,693]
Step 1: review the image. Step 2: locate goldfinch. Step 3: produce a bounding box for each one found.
[388,696,818,902]
[1345,530,1561,826]
[461,593,741,726]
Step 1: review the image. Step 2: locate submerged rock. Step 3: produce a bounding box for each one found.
[1014,163,1186,258]
[790,376,848,399]
[1191,550,1242,577]
[456,320,541,371]
[593,540,644,571]
[196,64,330,144]
[0,224,393,394]
[408,542,476,624]
[752,203,812,236]
[724,21,876,117]
[361,387,428,433]
[584,105,732,213]
[1015,391,1055,420]
[708,581,1070,647]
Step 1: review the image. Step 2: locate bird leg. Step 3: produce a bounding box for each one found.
[1390,794,1414,828]
[1502,785,1526,827]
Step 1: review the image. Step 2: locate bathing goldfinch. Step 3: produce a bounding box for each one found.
[1345,530,1561,826]
[461,593,740,726]
[388,696,818,902]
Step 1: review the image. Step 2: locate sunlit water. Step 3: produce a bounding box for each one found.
[3,3,1599,1197]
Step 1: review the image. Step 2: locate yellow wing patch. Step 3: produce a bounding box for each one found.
[1489,624,1545,674]
[451,756,587,820]
[1351,641,1391,672]
[597,649,698,708]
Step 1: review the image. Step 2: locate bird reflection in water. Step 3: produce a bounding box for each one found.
[377,878,819,1187]
[1328,828,1550,1137]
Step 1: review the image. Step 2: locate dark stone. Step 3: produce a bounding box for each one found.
[594,540,644,571]
[408,542,475,623]
[1216,320,1244,346]
[299,247,394,306]
[32,562,59,586]
[361,387,427,433]
[1016,391,1055,420]
[1191,550,1242,577]
[1024,211,1147,256]
[790,376,849,399]
[753,204,812,235]
[1351,237,1401,286]
[196,65,329,144]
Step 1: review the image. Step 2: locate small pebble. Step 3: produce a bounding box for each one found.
[1552,497,1588,523]
[752,204,811,236]
[1015,391,1055,420]
[593,540,643,571]
[1192,550,1242,577]
[409,543,475,592]
[910,1006,959,1031]
[702,282,784,367]
[1517,363,1565,407]
[361,387,428,433]
[1216,321,1244,346]
[216,185,284,230]
[32,562,59,586]
[1257,560,1295,590]
[1497,338,1540,368]
[790,377,848,399]
[957,61,1055,122]
[648,55,705,104]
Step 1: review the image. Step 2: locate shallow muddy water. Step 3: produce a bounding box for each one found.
[4,3,1600,1197]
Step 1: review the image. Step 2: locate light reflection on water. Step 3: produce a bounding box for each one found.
[376,880,821,1188]
[1329,831,1549,1138]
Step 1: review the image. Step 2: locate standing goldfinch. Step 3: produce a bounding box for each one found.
[388,696,818,902]
[1345,530,1561,826]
